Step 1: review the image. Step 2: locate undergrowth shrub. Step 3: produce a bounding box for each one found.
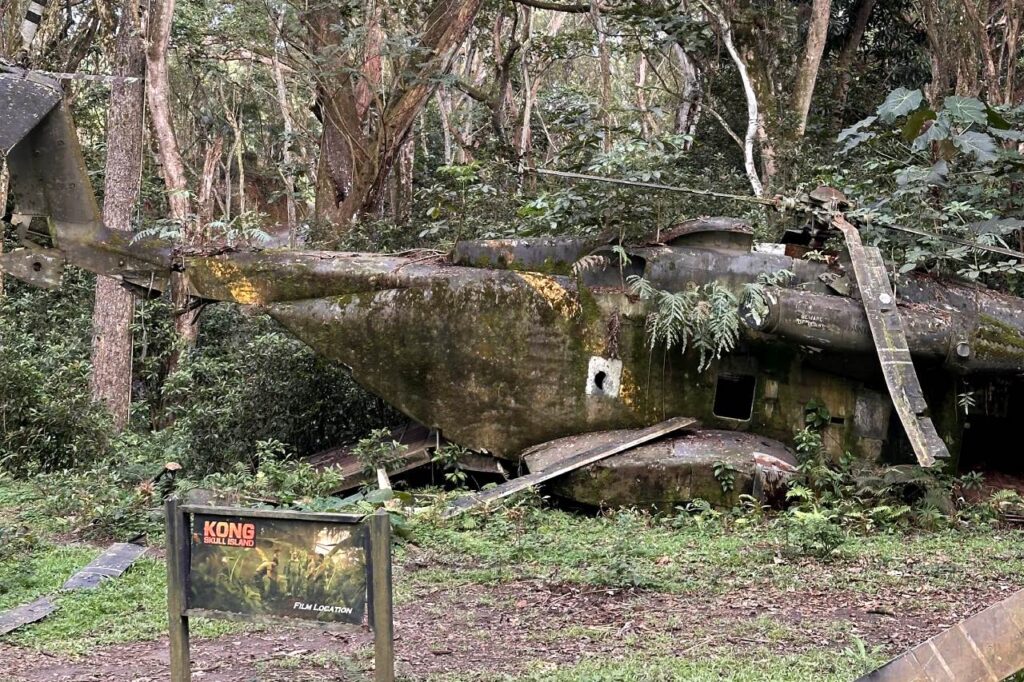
[0,272,112,474]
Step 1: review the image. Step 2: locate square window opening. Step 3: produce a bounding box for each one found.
[713,373,756,421]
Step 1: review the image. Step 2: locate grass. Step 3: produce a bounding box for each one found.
[404,504,1024,599]
[508,649,888,682]
[0,477,244,655]
[2,477,1023,678]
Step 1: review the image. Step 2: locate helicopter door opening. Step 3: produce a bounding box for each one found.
[713,373,756,421]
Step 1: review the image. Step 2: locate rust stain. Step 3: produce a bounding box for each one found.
[514,272,581,319]
[204,259,262,305]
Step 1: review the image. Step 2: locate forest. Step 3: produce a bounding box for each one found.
[2,0,1024,680]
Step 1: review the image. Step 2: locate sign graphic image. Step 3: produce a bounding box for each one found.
[188,513,368,624]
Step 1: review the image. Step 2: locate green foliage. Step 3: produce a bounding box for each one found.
[0,273,113,474]
[740,268,795,327]
[351,428,408,479]
[431,443,470,487]
[627,275,740,371]
[712,461,737,493]
[835,89,1024,292]
[162,305,396,475]
[180,446,346,506]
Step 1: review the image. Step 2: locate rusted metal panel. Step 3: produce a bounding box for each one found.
[858,587,1024,682]
[643,217,753,251]
[441,416,697,517]
[61,542,147,590]
[0,68,61,152]
[833,215,949,467]
[0,597,56,636]
[0,249,65,288]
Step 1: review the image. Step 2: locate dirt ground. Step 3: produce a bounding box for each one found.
[1,570,1019,682]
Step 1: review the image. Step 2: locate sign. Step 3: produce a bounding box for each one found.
[165,500,394,682]
[189,512,368,624]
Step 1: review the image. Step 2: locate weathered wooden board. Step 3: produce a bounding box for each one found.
[0,597,56,636]
[858,587,1024,681]
[442,416,698,518]
[0,542,146,637]
[62,542,147,590]
[833,215,949,467]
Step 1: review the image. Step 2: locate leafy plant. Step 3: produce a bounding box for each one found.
[713,460,737,493]
[431,443,470,487]
[627,275,740,371]
[351,428,408,479]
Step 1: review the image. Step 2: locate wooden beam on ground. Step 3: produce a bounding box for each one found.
[62,542,147,590]
[0,596,56,636]
[441,416,697,518]
[833,215,949,467]
[0,541,146,637]
[857,587,1024,681]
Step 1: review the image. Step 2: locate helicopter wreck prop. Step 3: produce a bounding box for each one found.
[5,65,1024,513]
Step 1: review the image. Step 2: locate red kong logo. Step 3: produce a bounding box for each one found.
[202,520,256,547]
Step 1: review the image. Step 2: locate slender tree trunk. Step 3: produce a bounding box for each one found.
[672,43,702,146]
[271,12,298,245]
[90,8,145,430]
[390,132,415,223]
[145,0,197,349]
[0,161,7,296]
[698,0,764,196]
[591,0,613,153]
[197,134,224,233]
[833,0,876,112]
[791,0,831,138]
[636,56,658,139]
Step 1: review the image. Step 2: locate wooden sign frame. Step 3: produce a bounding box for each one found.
[165,498,394,682]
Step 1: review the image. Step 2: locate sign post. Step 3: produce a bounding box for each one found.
[165,500,395,682]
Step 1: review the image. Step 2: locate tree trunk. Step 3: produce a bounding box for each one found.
[315,0,485,226]
[90,8,145,431]
[832,0,876,112]
[791,0,831,138]
[271,12,297,245]
[0,161,7,296]
[591,0,613,153]
[145,0,197,348]
[672,43,702,146]
[698,0,764,196]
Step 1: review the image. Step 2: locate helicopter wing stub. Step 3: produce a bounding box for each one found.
[833,215,949,467]
[0,68,62,153]
[441,416,698,518]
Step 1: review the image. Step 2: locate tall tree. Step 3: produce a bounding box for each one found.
[306,0,485,227]
[791,0,832,137]
[90,7,146,430]
[145,0,198,350]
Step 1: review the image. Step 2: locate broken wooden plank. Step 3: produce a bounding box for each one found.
[0,542,146,637]
[857,587,1024,682]
[442,416,698,518]
[0,597,56,636]
[833,215,949,467]
[61,542,147,590]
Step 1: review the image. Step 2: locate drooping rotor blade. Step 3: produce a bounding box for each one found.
[858,587,1024,681]
[833,214,949,467]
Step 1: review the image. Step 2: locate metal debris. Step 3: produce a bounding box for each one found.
[857,587,1024,681]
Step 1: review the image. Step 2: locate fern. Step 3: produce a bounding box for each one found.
[627,275,740,371]
[741,268,795,327]
[571,254,609,276]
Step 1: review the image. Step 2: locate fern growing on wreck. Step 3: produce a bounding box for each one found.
[627,268,794,371]
[626,276,740,371]
[740,269,796,327]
